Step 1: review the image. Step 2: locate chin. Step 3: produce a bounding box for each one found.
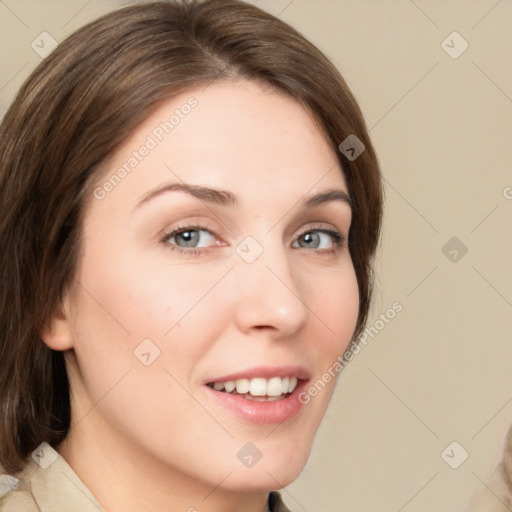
[219,446,311,492]
[224,468,305,493]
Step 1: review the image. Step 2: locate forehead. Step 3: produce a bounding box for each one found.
[90,79,348,213]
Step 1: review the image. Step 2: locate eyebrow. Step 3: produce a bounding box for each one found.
[133,182,352,211]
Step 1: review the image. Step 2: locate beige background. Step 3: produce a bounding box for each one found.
[1,1,511,510]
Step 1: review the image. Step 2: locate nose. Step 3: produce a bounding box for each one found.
[231,240,310,338]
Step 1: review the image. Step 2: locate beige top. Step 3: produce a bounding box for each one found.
[465,423,512,511]
[0,444,291,511]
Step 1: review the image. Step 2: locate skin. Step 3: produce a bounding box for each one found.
[42,78,359,512]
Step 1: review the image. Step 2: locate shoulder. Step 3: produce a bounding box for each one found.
[0,462,39,512]
[0,443,104,512]
[0,490,39,512]
[464,424,512,511]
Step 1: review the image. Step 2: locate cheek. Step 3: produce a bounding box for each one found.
[302,262,359,411]
[69,246,236,429]
[77,235,232,343]
[68,251,226,444]
[310,261,360,353]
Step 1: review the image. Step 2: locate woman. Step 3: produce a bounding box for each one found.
[0,1,382,510]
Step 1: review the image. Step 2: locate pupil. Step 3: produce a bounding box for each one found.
[303,232,319,248]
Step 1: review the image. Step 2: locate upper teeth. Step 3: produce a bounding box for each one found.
[211,376,298,397]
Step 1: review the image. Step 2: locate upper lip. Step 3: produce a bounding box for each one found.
[204,365,311,384]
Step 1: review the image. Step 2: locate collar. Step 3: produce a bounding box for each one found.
[2,442,103,511]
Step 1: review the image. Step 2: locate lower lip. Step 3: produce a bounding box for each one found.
[203,381,308,425]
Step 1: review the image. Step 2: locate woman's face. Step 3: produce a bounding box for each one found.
[52,79,359,492]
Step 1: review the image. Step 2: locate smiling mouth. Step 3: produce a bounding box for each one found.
[206,376,299,402]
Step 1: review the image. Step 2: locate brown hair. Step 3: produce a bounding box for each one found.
[0,0,382,474]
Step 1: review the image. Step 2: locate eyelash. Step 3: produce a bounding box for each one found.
[160,222,347,258]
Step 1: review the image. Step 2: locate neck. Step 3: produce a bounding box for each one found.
[56,427,269,512]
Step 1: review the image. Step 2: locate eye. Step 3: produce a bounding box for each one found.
[162,225,217,250]
[292,227,345,252]
[160,222,346,257]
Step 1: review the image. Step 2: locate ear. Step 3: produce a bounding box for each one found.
[40,293,74,351]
